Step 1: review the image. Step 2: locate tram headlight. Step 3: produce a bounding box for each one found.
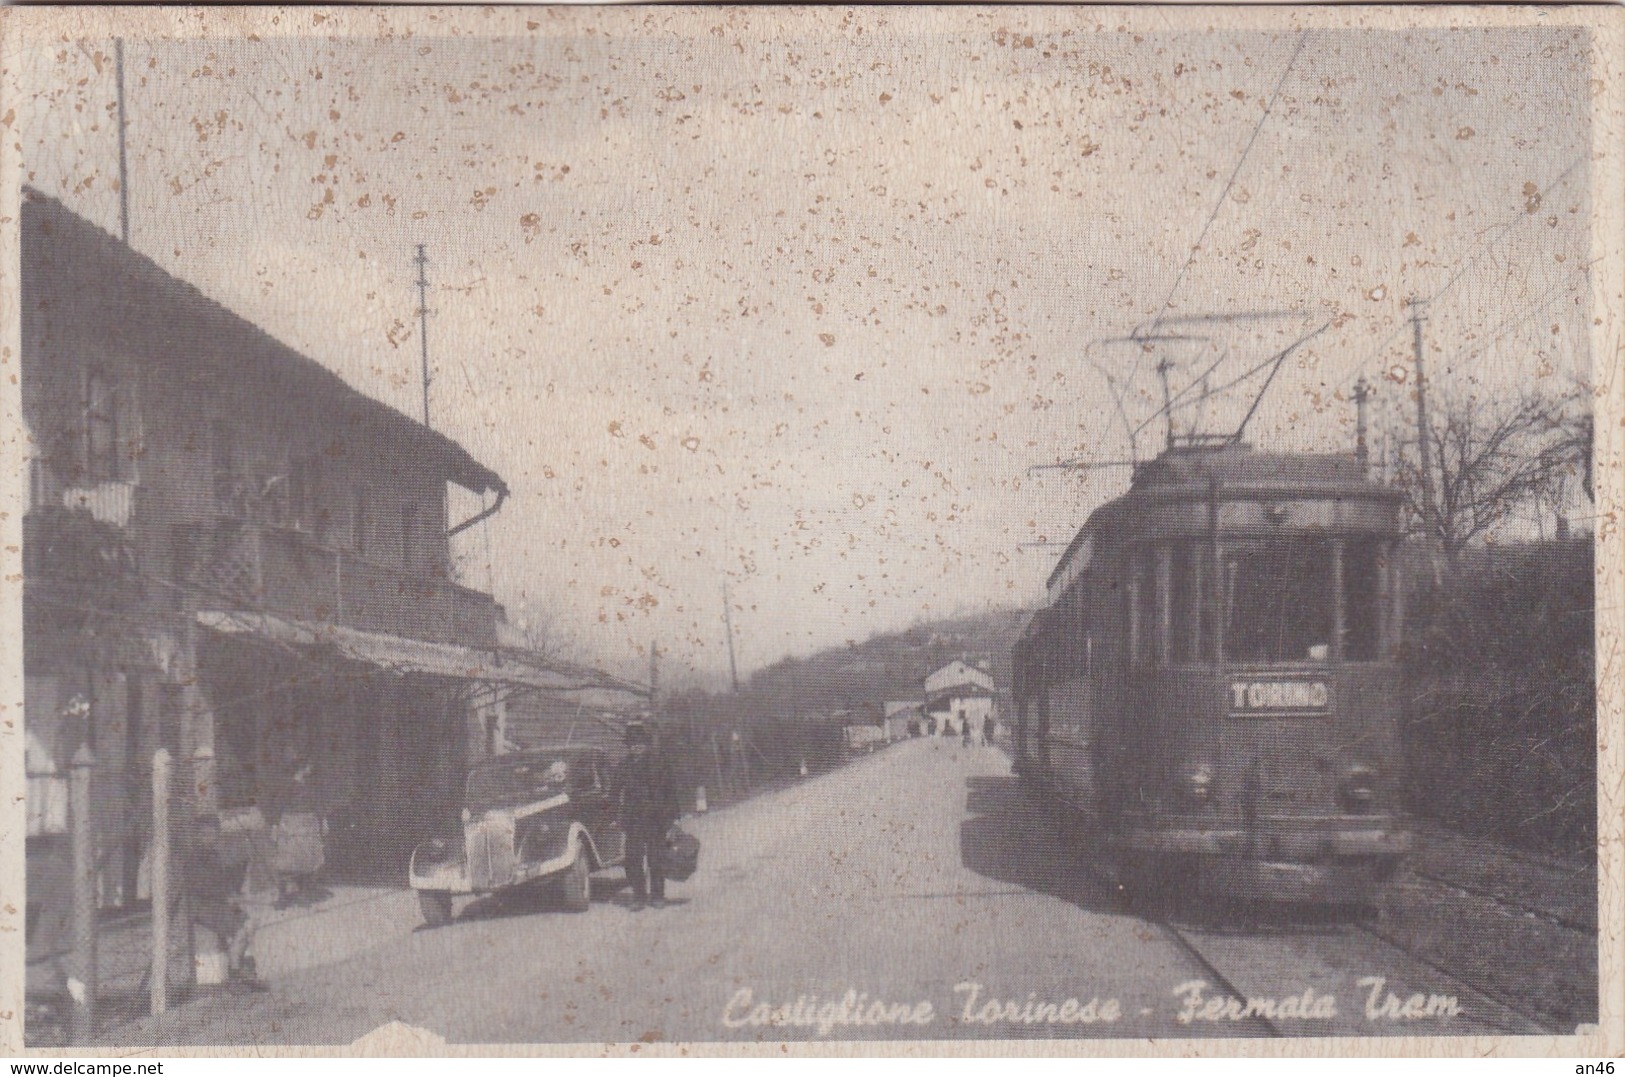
[1182,763,1215,805]
[1338,762,1379,812]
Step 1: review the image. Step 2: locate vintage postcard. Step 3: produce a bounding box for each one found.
[0,4,1619,1058]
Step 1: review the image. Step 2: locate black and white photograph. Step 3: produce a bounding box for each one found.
[2,5,1618,1054]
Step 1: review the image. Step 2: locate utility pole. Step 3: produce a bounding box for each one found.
[648,639,660,710]
[1410,298,1435,539]
[1155,353,1175,451]
[1352,376,1372,476]
[114,38,129,244]
[415,244,432,428]
[722,578,740,694]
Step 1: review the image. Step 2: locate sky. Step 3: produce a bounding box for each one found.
[9,8,1598,687]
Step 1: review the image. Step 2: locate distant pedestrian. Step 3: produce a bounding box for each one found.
[961,722,972,748]
[614,721,682,911]
[982,715,995,747]
[183,814,260,991]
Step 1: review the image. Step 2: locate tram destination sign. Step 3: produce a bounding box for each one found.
[1228,677,1332,717]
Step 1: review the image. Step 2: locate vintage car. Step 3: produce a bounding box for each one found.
[408,746,625,926]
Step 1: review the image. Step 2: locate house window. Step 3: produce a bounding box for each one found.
[398,503,412,571]
[352,485,370,556]
[288,454,327,538]
[212,420,239,514]
[85,369,120,482]
[29,455,52,512]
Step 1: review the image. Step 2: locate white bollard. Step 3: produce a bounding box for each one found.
[151,749,171,1016]
[69,746,98,1044]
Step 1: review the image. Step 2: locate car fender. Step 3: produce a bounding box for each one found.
[409,839,473,894]
[572,822,605,870]
[512,821,599,883]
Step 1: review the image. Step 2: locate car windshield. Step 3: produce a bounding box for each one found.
[465,755,571,813]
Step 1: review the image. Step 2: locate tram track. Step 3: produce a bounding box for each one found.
[1152,917,1286,1037]
[1347,919,1559,1035]
[1034,784,1581,1036]
[1149,909,1556,1037]
[1408,867,1593,933]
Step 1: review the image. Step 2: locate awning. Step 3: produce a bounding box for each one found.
[196,609,646,696]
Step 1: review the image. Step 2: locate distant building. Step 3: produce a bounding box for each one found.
[883,700,926,739]
[923,659,996,735]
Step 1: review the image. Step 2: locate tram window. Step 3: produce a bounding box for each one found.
[1222,539,1334,663]
[1169,541,1212,663]
[1131,549,1158,666]
[1342,538,1382,661]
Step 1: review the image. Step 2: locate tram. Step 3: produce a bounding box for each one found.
[1011,441,1412,906]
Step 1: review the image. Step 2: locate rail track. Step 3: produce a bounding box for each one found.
[1408,867,1594,934]
[1035,778,1588,1037]
[1348,918,1558,1034]
[1153,917,1285,1037]
[1149,905,1558,1037]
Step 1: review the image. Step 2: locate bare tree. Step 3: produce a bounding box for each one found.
[517,607,581,667]
[1545,400,1594,506]
[1387,384,1593,561]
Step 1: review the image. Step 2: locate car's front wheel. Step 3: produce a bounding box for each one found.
[418,889,454,927]
[560,844,591,913]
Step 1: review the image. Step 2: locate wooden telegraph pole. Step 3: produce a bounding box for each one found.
[114,38,129,244]
[1352,376,1372,476]
[1410,298,1435,538]
[1156,353,1175,451]
[648,639,660,710]
[722,579,740,694]
[415,244,433,427]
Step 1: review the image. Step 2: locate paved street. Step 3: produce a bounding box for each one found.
[115,738,1537,1046]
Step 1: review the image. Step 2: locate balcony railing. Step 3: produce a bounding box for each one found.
[192,521,500,648]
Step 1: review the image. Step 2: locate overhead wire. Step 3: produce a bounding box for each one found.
[1340,152,1589,391]
[1139,30,1310,342]
[1106,29,1311,450]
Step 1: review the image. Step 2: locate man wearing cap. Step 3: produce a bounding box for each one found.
[615,721,682,911]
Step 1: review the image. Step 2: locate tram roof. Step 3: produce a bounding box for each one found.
[1043,443,1396,594]
[1128,442,1369,489]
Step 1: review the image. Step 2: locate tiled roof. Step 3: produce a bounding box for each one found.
[20,187,506,497]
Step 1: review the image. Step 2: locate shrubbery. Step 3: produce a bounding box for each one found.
[1400,539,1595,857]
[656,693,852,811]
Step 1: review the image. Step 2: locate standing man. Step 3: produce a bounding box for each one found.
[615,721,681,911]
[982,714,996,748]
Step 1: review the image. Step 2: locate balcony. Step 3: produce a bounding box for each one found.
[191,520,500,648]
[21,505,144,646]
